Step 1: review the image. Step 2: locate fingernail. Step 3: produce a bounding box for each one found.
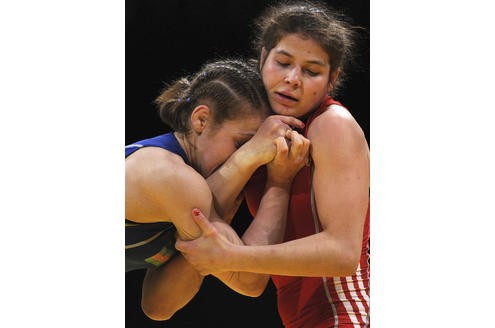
[192,208,201,216]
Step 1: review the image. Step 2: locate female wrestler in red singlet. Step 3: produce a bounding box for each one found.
[177,2,370,326]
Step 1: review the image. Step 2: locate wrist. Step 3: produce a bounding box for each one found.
[265,177,293,191]
[227,244,247,272]
[232,146,264,174]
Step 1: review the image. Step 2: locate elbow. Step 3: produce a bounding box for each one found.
[141,306,174,321]
[237,289,263,298]
[236,275,269,298]
[141,301,177,321]
[241,282,266,298]
[141,298,187,321]
[141,277,202,321]
[335,248,361,277]
[339,259,359,277]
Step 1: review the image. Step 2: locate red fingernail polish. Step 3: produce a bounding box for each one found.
[193,208,200,216]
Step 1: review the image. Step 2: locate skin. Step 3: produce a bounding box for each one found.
[206,114,308,223]
[261,34,335,118]
[126,102,310,320]
[175,105,265,179]
[176,34,370,279]
[126,107,262,236]
[206,127,311,292]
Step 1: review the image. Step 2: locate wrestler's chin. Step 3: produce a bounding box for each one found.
[270,102,295,116]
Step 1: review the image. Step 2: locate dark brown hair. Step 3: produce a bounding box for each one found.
[155,58,270,133]
[253,0,358,94]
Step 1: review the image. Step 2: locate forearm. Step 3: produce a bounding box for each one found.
[242,181,290,246]
[214,271,270,297]
[225,231,360,277]
[213,183,290,295]
[141,255,204,321]
[206,115,306,221]
[207,215,272,296]
[206,148,262,221]
[242,128,308,245]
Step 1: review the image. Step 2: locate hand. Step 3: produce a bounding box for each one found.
[175,209,241,275]
[267,130,311,187]
[239,115,305,168]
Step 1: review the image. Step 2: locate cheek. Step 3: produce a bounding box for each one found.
[306,80,329,100]
[262,64,280,87]
[219,145,236,163]
[206,144,236,172]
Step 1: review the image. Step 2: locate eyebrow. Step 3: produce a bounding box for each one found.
[274,49,327,67]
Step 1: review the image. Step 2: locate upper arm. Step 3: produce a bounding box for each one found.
[308,105,370,254]
[125,147,217,240]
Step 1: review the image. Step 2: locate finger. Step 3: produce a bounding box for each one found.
[277,125,291,140]
[288,131,311,164]
[298,136,311,165]
[277,116,305,129]
[175,239,189,253]
[298,135,311,157]
[191,208,216,235]
[284,128,294,139]
[306,155,312,167]
[296,137,311,166]
[286,130,303,159]
[273,136,289,158]
[304,141,312,166]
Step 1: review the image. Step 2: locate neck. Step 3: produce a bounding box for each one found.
[174,131,199,172]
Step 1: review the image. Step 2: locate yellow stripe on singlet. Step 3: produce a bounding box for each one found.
[125,230,165,249]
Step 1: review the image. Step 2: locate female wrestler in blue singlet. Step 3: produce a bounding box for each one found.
[125,58,310,320]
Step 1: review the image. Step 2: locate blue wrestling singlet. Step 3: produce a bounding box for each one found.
[125,133,190,272]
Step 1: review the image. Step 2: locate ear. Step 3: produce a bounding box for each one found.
[327,67,341,94]
[260,47,268,71]
[190,105,211,134]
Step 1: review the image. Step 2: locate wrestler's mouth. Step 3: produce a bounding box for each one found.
[274,92,298,103]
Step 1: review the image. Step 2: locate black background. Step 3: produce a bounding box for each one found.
[126,0,369,327]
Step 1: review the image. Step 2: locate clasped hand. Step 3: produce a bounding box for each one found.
[176,121,310,275]
[175,208,238,275]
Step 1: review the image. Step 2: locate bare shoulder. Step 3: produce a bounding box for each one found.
[125,147,211,223]
[307,104,369,162]
[308,105,364,141]
[126,146,195,184]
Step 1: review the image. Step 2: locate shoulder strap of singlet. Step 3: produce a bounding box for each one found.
[303,95,343,137]
[125,132,190,165]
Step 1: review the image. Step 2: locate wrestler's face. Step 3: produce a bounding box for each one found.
[196,113,263,178]
[261,34,333,118]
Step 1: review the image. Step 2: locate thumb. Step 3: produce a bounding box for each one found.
[192,208,216,235]
[175,238,189,252]
[279,115,304,130]
[273,136,289,157]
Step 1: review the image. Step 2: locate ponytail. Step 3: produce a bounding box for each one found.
[154,78,193,133]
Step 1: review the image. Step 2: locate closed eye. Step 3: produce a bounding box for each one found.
[304,69,319,77]
[276,60,290,67]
